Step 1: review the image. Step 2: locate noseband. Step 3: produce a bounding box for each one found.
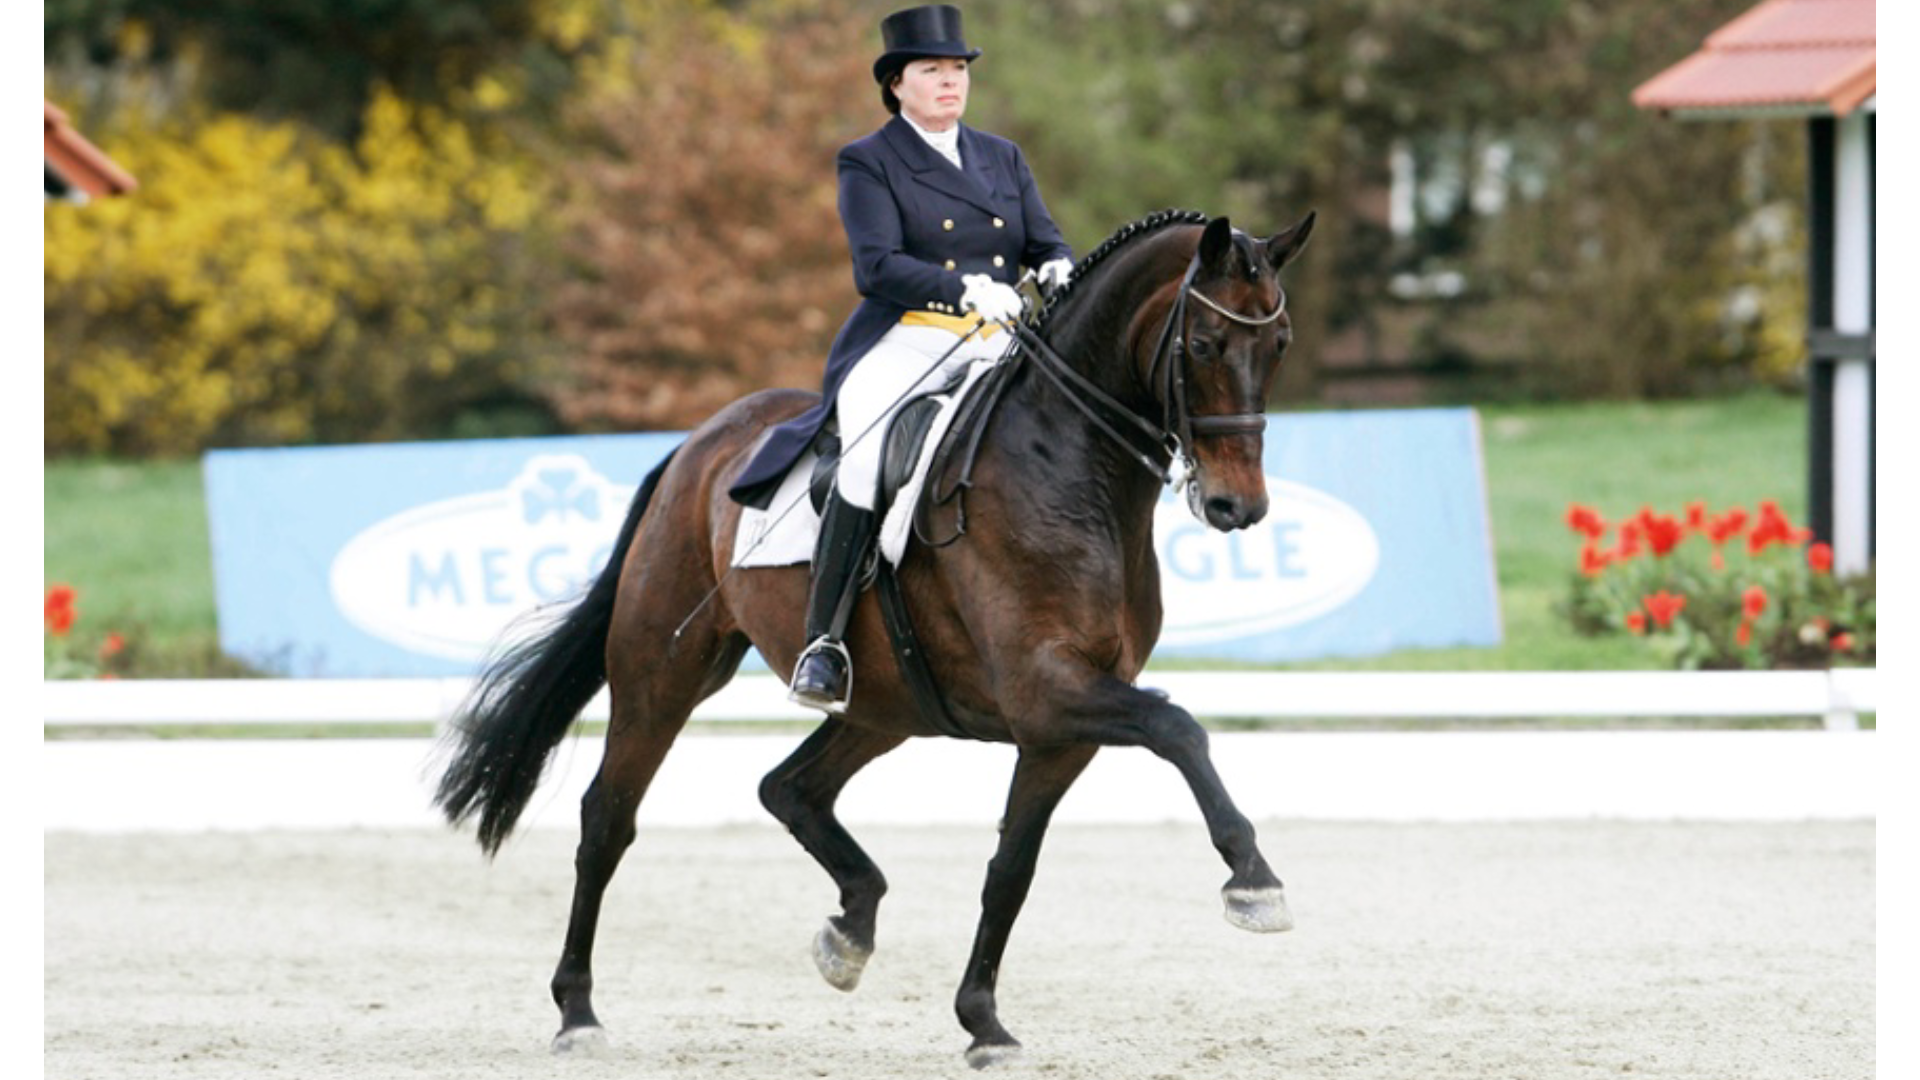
[1010,251,1284,489]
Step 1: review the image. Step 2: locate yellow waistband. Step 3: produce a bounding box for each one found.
[897,311,1005,338]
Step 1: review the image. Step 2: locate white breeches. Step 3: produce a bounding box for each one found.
[832,322,1013,510]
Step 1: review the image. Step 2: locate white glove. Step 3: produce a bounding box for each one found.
[960,274,1024,324]
[1037,258,1074,291]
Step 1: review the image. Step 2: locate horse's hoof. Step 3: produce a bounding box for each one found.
[1222,886,1294,933]
[813,920,871,992]
[551,1025,611,1057]
[964,1041,1024,1070]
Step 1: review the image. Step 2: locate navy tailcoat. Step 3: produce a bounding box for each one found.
[728,115,1073,507]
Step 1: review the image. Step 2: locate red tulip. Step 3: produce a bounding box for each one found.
[1747,501,1797,555]
[1580,542,1612,577]
[45,585,77,637]
[1806,542,1834,574]
[1708,508,1748,547]
[1564,503,1607,540]
[1645,514,1685,557]
[1642,590,1687,630]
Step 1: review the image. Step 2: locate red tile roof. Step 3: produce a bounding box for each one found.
[1633,0,1874,118]
[45,100,138,197]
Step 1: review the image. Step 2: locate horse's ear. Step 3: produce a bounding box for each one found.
[1198,216,1235,272]
[1264,211,1316,272]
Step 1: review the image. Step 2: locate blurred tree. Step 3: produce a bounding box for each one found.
[964,0,1802,401]
[44,0,1811,460]
[43,0,563,139]
[1445,0,1807,397]
[44,90,559,454]
[547,0,873,431]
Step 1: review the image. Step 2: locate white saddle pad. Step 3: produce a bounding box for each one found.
[731,357,1002,570]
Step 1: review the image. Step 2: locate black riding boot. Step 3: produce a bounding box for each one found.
[788,493,879,714]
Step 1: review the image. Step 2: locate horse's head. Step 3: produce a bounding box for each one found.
[1159,213,1314,531]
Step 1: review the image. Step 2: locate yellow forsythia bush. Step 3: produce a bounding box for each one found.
[45,89,556,455]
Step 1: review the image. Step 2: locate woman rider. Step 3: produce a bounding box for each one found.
[728,4,1075,714]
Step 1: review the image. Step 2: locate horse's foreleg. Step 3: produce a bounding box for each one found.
[758,719,906,992]
[954,743,1098,1068]
[1039,672,1290,934]
[1145,701,1291,932]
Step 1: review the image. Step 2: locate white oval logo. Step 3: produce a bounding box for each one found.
[328,455,631,660]
[1154,477,1379,645]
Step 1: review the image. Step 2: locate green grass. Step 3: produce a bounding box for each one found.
[43,458,246,675]
[1282,391,1809,672]
[1160,391,1808,672]
[43,392,1811,676]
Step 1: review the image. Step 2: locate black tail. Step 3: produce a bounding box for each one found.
[434,447,680,855]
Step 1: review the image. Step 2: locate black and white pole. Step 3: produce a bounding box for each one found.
[1807,104,1875,576]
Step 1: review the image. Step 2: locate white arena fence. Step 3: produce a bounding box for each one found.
[44,668,1878,731]
[41,670,1879,830]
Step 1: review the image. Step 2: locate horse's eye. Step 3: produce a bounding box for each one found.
[1188,338,1216,361]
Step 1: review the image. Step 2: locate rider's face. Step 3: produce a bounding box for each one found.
[892,57,969,132]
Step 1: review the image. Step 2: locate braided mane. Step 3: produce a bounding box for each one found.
[1035,208,1210,331]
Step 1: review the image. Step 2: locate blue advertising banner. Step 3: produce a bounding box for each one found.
[1150,408,1501,661]
[205,435,681,677]
[204,409,1498,676]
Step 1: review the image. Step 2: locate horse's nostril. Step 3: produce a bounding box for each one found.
[1205,494,1269,530]
[1206,496,1244,527]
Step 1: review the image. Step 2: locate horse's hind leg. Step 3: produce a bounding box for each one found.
[953,743,1098,1068]
[548,718,679,1053]
[758,719,906,992]
[550,637,748,1053]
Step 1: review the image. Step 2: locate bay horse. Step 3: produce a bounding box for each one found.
[435,208,1315,1067]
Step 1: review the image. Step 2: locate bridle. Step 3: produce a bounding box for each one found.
[1008,250,1285,490]
[1148,255,1284,452]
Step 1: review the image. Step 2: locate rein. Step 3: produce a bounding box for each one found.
[1008,251,1283,487]
[918,246,1284,545]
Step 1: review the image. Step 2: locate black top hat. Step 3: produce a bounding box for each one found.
[872,5,982,84]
